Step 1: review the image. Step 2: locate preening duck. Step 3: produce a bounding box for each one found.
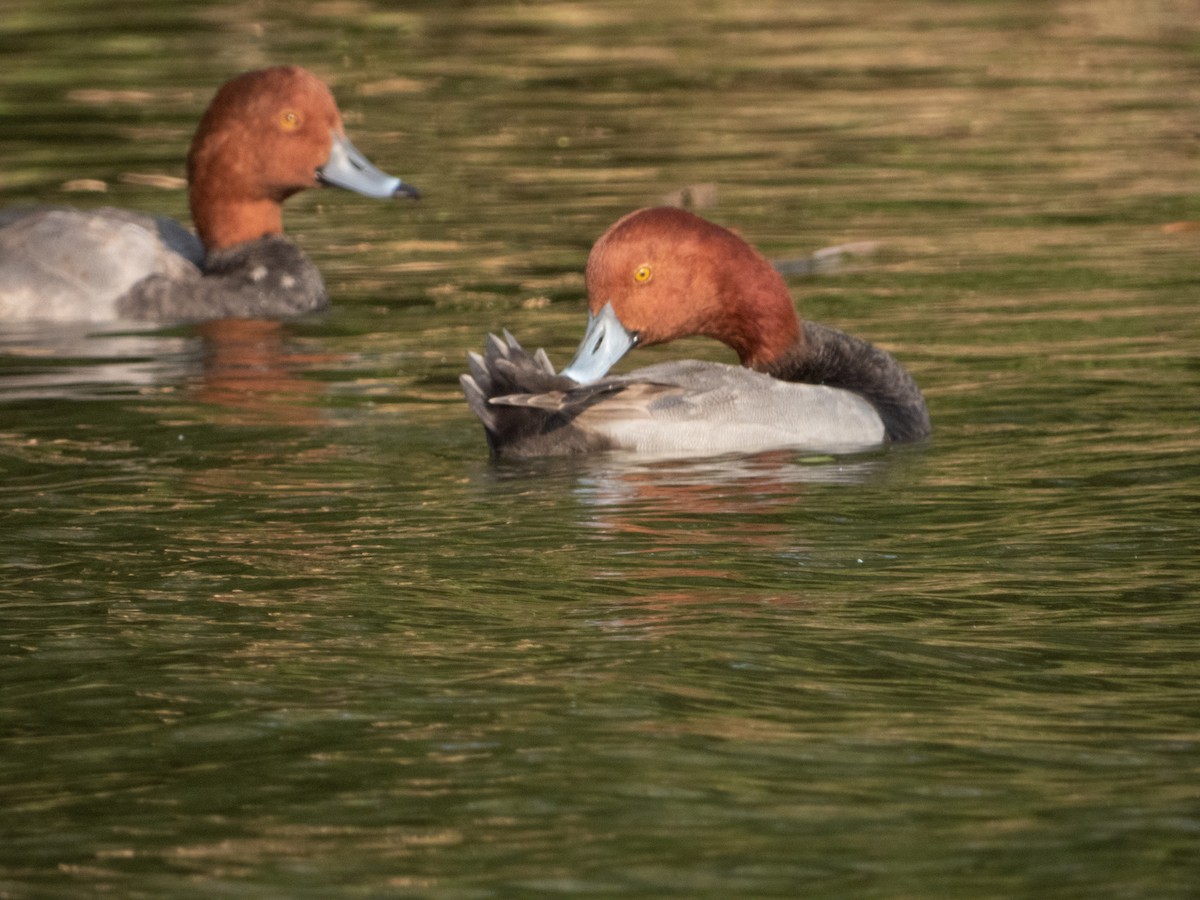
[462,207,930,458]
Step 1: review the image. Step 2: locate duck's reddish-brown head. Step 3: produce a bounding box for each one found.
[562,207,801,381]
[187,66,417,251]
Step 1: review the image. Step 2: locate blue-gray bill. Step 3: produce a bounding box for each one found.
[559,302,639,383]
[318,131,420,200]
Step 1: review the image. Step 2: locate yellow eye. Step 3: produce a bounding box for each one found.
[634,264,652,283]
[280,110,301,130]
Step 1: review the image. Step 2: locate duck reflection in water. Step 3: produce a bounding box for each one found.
[190,318,334,427]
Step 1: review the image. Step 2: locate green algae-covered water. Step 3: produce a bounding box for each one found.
[2,2,1198,896]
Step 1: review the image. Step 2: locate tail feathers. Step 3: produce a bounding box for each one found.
[459,371,493,431]
[461,331,625,457]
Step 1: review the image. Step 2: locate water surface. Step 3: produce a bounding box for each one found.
[2,1,1198,897]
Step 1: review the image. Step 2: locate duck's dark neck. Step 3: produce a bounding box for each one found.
[763,320,931,442]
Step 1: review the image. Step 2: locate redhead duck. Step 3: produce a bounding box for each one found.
[462,207,931,458]
[0,65,418,323]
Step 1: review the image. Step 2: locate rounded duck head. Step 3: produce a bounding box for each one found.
[583,207,802,370]
[187,65,414,252]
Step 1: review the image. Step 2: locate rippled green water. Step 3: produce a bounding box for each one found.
[2,1,1199,897]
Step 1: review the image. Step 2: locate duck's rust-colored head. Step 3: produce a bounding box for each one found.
[563,207,802,382]
[187,65,418,251]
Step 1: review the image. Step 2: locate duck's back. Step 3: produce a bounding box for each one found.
[0,207,204,322]
[576,360,887,457]
[463,334,888,459]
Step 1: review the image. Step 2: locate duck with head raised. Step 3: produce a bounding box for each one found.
[0,65,419,323]
[462,207,931,458]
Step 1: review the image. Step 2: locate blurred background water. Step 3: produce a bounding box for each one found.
[1,1,1198,896]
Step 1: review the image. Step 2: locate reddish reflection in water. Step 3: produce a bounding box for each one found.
[190,318,335,427]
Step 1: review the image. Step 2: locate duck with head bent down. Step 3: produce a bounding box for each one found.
[462,206,931,458]
[0,65,419,323]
